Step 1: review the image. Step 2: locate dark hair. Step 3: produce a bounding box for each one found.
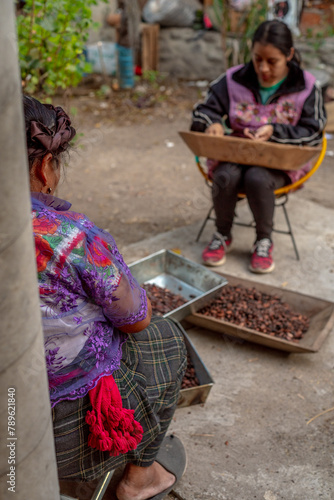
[252,20,301,66]
[23,95,76,169]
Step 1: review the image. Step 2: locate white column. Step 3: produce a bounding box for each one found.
[0,2,60,499]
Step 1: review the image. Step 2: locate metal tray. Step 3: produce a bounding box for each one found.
[129,250,227,321]
[186,273,334,353]
[177,324,214,408]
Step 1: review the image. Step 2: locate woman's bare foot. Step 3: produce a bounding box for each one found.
[115,461,175,500]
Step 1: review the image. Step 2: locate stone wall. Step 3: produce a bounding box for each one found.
[158,27,334,86]
[159,28,225,81]
[88,1,334,85]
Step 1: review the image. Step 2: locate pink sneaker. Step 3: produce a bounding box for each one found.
[249,238,275,273]
[202,232,232,266]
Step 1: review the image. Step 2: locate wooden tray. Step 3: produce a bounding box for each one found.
[179,131,321,171]
[186,273,334,353]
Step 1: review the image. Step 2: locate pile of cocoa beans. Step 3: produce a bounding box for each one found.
[142,283,187,316]
[142,283,200,389]
[198,285,309,342]
[181,355,200,389]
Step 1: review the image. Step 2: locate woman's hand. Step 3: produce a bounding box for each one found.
[205,123,224,136]
[244,125,273,142]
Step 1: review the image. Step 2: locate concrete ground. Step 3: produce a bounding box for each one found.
[61,142,334,500]
[117,167,334,499]
[57,107,334,499]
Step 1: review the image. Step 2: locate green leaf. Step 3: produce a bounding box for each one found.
[17,0,106,95]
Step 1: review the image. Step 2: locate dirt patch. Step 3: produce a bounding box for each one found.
[56,77,208,248]
[59,74,201,127]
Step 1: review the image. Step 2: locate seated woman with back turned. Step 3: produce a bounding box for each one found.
[191,20,326,274]
[25,95,187,500]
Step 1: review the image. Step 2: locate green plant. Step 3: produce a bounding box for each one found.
[16,0,107,95]
[306,27,314,39]
[236,0,267,62]
[141,70,166,89]
[304,27,326,52]
[95,84,112,98]
[210,0,268,67]
[327,26,334,37]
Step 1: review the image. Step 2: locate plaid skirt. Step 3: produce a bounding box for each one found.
[52,316,187,481]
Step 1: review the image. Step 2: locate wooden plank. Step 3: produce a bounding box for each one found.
[325,101,334,133]
[141,23,159,72]
[153,24,159,71]
[142,27,150,72]
[179,130,322,171]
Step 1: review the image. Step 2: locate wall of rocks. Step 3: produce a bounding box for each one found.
[158,27,334,86]
[159,28,225,81]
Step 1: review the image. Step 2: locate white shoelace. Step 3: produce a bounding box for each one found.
[209,232,228,250]
[255,238,272,257]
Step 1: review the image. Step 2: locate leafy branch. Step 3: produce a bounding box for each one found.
[16,0,107,95]
[210,0,268,68]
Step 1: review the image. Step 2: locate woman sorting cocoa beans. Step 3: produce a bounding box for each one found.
[25,95,187,500]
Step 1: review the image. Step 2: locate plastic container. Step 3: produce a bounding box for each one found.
[117,44,134,89]
[143,0,195,27]
[84,42,117,76]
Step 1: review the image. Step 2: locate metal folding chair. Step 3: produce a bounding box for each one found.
[195,135,327,260]
[60,470,115,500]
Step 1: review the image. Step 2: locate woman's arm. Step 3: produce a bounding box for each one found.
[270,84,326,146]
[118,297,152,334]
[79,229,150,330]
[191,75,230,133]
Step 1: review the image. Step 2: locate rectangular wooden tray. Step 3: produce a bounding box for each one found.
[179,131,321,171]
[186,273,334,353]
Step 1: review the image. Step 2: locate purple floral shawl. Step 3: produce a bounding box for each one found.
[31,193,148,408]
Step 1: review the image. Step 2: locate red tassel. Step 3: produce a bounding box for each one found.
[85,410,97,425]
[107,406,122,425]
[97,435,112,452]
[85,374,143,456]
[126,434,139,450]
[121,410,134,429]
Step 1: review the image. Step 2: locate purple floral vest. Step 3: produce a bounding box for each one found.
[226,65,316,183]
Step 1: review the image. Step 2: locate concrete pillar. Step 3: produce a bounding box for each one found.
[0,2,60,499]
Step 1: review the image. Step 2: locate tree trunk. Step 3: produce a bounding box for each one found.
[0,2,60,499]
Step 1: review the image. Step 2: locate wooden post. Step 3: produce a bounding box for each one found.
[141,23,160,72]
[0,2,60,499]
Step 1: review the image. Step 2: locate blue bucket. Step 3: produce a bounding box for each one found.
[117,44,134,89]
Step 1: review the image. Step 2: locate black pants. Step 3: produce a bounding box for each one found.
[211,162,290,241]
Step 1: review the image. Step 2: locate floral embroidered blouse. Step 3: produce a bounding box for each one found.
[31,193,148,408]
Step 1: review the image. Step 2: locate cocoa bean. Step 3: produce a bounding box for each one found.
[198,285,309,342]
[181,355,200,390]
[142,283,187,316]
